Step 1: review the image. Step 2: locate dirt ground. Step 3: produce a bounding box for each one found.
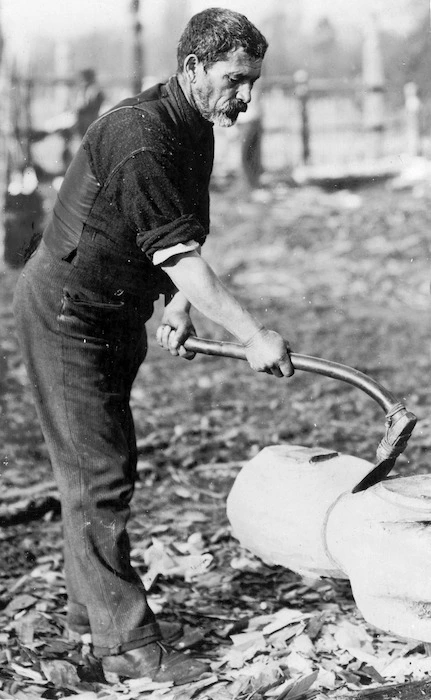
[0,175,430,699]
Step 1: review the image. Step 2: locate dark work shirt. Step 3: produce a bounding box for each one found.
[43,76,214,297]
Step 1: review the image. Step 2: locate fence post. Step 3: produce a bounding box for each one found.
[130,0,144,94]
[0,12,6,264]
[362,15,385,159]
[404,82,422,157]
[4,70,44,268]
[294,70,310,165]
[54,40,73,170]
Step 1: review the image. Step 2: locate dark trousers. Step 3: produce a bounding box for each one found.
[13,241,161,656]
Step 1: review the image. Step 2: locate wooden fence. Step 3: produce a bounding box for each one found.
[2,72,428,266]
[4,73,429,185]
[213,75,428,180]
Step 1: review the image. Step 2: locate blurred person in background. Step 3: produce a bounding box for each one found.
[62,68,105,169]
[75,68,105,138]
[238,84,263,190]
[14,7,293,686]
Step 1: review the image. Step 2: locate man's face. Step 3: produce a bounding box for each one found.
[191,48,262,127]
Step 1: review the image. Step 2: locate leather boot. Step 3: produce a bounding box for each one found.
[101,640,210,685]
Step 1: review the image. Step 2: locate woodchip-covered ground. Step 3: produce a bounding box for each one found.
[0,174,430,699]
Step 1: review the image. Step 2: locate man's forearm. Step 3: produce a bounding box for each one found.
[161,252,262,344]
[164,288,191,313]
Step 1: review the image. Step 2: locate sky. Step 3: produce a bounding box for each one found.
[1,0,422,58]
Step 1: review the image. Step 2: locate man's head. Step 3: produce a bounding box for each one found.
[80,68,96,85]
[177,8,268,127]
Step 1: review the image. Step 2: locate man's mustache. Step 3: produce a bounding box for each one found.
[236,101,248,113]
[225,100,248,116]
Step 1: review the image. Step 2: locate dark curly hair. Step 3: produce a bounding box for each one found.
[177,7,268,72]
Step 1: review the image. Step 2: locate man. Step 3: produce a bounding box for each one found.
[14,8,293,686]
[61,68,105,169]
[75,68,105,138]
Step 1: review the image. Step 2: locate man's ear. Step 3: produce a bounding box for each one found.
[183,54,199,83]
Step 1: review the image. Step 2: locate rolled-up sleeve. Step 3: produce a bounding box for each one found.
[98,114,209,262]
[152,240,200,265]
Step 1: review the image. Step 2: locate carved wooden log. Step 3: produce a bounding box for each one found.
[227,445,431,643]
[327,473,431,642]
[227,445,373,578]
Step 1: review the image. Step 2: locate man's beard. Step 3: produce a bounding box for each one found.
[194,88,247,127]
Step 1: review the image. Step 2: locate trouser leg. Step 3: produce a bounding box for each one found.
[13,247,160,656]
[64,398,141,641]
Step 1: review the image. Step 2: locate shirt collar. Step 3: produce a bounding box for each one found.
[165,75,213,139]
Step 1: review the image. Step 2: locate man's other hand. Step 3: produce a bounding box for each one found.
[244,328,294,378]
[156,311,196,360]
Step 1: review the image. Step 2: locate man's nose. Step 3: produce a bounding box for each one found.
[236,84,252,104]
